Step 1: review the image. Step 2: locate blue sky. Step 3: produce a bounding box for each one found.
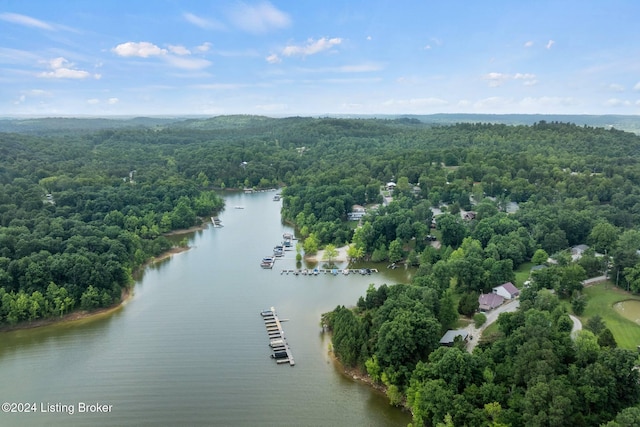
[1,0,640,117]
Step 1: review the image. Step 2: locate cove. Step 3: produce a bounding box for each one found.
[0,190,411,426]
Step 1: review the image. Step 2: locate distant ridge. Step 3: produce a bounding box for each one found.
[1,113,639,134]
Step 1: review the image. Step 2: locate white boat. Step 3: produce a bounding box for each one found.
[261,257,275,269]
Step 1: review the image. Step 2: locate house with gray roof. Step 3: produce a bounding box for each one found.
[439,329,470,346]
[479,293,504,312]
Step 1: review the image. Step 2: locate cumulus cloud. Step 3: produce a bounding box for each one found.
[0,12,54,30]
[633,82,640,91]
[87,98,100,105]
[546,39,555,49]
[112,42,167,58]
[112,41,211,70]
[524,41,534,48]
[282,37,342,57]
[38,57,100,79]
[107,98,119,104]
[228,1,290,33]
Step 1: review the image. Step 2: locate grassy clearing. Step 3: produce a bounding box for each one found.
[514,262,534,287]
[582,282,640,350]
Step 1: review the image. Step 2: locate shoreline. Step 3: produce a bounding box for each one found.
[305,244,350,263]
[325,336,412,417]
[0,287,134,333]
[0,222,207,333]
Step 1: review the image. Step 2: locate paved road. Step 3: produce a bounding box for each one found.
[569,314,583,339]
[465,299,520,353]
[464,300,584,353]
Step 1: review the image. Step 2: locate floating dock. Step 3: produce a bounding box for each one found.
[280,268,378,276]
[261,307,295,366]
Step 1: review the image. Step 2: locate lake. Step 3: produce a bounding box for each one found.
[0,190,411,426]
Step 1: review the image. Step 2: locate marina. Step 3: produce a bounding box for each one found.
[280,268,379,276]
[261,308,295,366]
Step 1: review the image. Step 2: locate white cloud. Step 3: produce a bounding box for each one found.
[183,12,224,30]
[282,37,342,57]
[0,12,54,30]
[87,98,100,105]
[196,42,212,52]
[228,1,290,33]
[108,98,119,105]
[168,45,191,56]
[483,72,510,87]
[112,41,211,70]
[633,82,640,91]
[112,42,167,58]
[524,41,534,48]
[266,53,281,64]
[38,57,100,79]
[546,39,555,49]
[608,83,625,92]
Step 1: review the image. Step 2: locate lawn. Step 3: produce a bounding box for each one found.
[514,262,534,288]
[582,282,640,350]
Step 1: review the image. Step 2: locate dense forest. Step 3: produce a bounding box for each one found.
[3,115,640,424]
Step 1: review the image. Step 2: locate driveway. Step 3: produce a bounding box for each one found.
[465,299,519,353]
[464,300,583,352]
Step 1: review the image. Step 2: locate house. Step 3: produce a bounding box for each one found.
[493,282,520,300]
[385,182,397,191]
[571,244,590,261]
[479,293,504,312]
[347,205,366,221]
[462,211,476,220]
[439,329,470,346]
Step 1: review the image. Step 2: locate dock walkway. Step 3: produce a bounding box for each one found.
[261,307,295,366]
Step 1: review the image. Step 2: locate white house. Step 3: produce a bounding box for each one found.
[492,282,520,300]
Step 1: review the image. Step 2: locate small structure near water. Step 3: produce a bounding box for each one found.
[261,307,295,366]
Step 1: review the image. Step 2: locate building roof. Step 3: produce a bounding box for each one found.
[439,329,469,344]
[479,293,504,310]
[496,282,519,296]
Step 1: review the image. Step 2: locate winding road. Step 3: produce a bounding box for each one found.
[464,300,583,352]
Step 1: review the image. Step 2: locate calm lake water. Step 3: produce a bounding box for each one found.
[0,191,411,427]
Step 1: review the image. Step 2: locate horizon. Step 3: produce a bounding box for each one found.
[2,1,640,117]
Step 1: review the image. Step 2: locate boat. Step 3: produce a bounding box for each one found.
[234,206,245,209]
[273,245,284,257]
[261,257,275,269]
[273,194,281,201]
